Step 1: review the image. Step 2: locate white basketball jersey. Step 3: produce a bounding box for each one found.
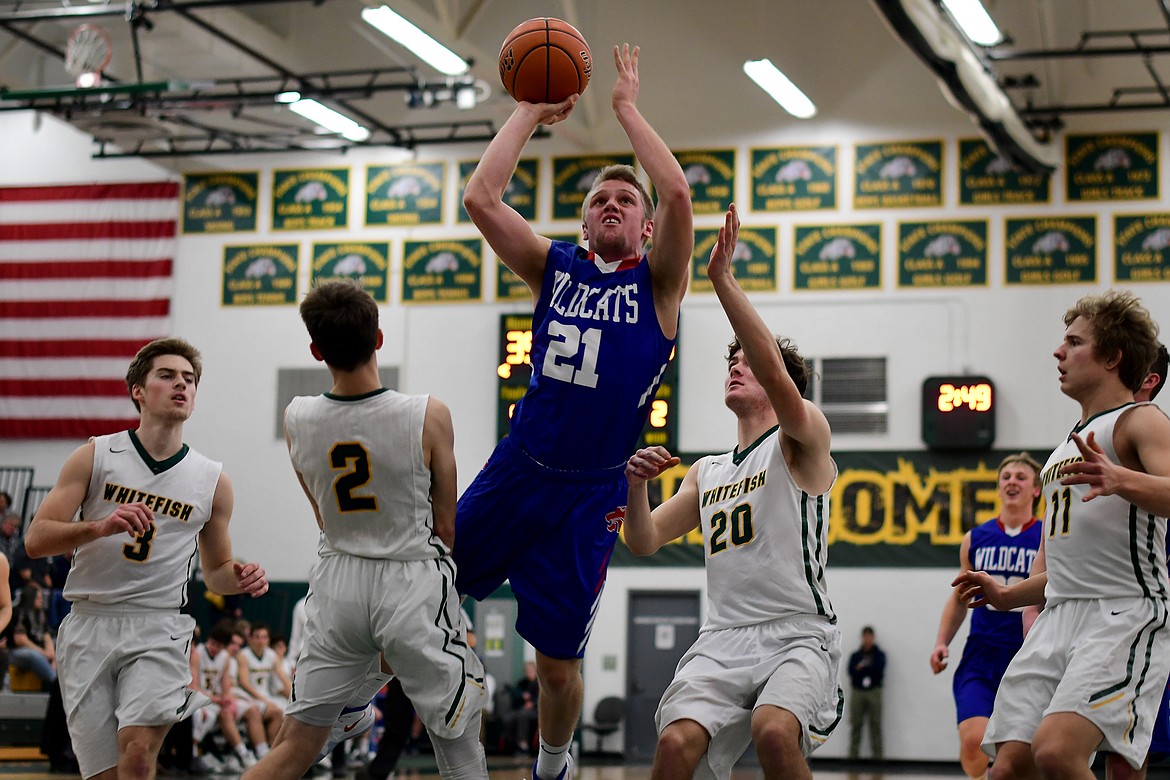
[1042,402,1169,604]
[242,646,278,693]
[696,426,836,631]
[196,643,228,695]
[285,390,443,560]
[65,430,221,608]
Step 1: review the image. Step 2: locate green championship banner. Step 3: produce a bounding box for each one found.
[182,171,258,233]
[496,233,579,301]
[750,145,837,212]
[674,149,735,215]
[690,226,776,293]
[457,159,539,223]
[1115,213,1170,282]
[897,220,987,288]
[271,168,348,231]
[610,448,1049,568]
[222,244,298,306]
[958,139,1050,206]
[496,313,679,453]
[310,242,390,302]
[366,162,444,226]
[551,153,636,221]
[1005,216,1097,286]
[854,140,943,209]
[402,239,481,303]
[793,223,881,291]
[1065,132,1159,202]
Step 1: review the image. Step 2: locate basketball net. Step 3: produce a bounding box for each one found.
[65,24,113,88]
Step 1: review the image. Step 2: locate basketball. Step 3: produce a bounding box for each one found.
[498,17,591,104]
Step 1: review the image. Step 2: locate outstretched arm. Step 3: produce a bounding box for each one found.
[930,532,973,674]
[611,44,693,322]
[198,473,268,598]
[462,98,575,295]
[623,447,700,555]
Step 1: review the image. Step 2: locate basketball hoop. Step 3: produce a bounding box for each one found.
[65,24,113,88]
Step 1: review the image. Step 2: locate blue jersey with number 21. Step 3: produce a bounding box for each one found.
[508,240,676,472]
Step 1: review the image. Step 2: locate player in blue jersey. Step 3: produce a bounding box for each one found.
[930,452,1044,780]
[459,43,693,780]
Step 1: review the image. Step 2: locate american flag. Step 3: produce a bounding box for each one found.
[0,181,179,439]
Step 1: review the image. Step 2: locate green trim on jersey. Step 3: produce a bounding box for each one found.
[809,686,845,737]
[732,425,780,466]
[128,429,190,475]
[801,492,832,619]
[323,387,391,402]
[1071,402,1134,436]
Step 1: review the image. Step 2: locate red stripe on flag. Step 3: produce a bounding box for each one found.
[0,221,176,241]
[0,260,173,280]
[0,299,170,318]
[0,182,179,202]
[0,418,139,439]
[0,339,151,358]
[0,378,129,397]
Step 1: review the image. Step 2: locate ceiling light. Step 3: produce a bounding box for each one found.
[361,5,468,76]
[275,91,301,104]
[940,0,1003,45]
[742,59,816,118]
[286,98,370,142]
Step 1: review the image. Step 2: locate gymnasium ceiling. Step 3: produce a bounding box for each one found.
[0,0,1168,160]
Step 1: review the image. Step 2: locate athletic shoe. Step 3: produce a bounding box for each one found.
[219,754,243,774]
[240,751,258,768]
[190,754,222,775]
[316,702,376,762]
[532,754,573,780]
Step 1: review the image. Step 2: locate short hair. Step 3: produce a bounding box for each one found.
[299,280,379,372]
[209,618,237,646]
[996,452,1042,486]
[580,164,655,225]
[861,626,875,636]
[125,338,202,411]
[1064,289,1160,393]
[1149,344,1170,401]
[249,621,269,636]
[0,492,9,506]
[726,336,810,396]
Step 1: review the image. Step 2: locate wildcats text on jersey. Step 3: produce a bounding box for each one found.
[701,468,767,507]
[549,270,640,323]
[101,482,195,521]
[972,545,1037,577]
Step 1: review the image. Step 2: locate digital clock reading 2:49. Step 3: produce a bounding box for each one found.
[921,375,995,450]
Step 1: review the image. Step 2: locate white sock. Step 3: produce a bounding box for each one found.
[234,743,251,759]
[536,737,570,780]
[255,742,269,757]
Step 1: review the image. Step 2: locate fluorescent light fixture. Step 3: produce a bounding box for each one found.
[286,98,370,142]
[275,91,301,104]
[361,5,468,76]
[941,0,1003,45]
[742,59,816,118]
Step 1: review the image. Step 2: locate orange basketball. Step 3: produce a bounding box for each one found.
[498,18,591,104]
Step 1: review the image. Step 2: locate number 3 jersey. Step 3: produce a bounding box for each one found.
[1041,402,1168,605]
[66,429,221,609]
[695,426,836,631]
[508,241,676,472]
[285,389,444,561]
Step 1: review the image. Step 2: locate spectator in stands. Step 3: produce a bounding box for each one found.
[512,661,540,755]
[10,582,56,689]
[0,553,11,687]
[0,495,21,573]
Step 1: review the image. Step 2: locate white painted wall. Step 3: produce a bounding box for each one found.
[3,97,1169,761]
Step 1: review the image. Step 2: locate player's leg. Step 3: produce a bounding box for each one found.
[1031,712,1101,780]
[115,723,171,780]
[990,741,1040,780]
[533,653,582,780]
[652,719,710,780]
[752,706,809,780]
[242,717,331,780]
[1106,753,1150,780]
[959,717,992,779]
[430,709,488,780]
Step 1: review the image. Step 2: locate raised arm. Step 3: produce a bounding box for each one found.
[611,44,693,322]
[421,396,457,551]
[25,442,154,559]
[1060,406,1170,516]
[197,472,268,599]
[930,532,973,674]
[462,98,574,295]
[623,447,700,556]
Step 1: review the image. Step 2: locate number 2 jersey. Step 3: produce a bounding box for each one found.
[1041,402,1169,605]
[695,426,836,631]
[65,429,221,609]
[507,240,676,472]
[285,389,445,561]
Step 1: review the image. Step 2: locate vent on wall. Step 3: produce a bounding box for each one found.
[804,357,888,435]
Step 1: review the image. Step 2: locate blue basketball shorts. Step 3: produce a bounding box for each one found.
[953,634,1021,723]
[454,437,627,660]
[1150,681,1170,757]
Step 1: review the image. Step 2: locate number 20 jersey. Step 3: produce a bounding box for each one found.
[508,241,676,472]
[1041,402,1168,605]
[66,429,221,608]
